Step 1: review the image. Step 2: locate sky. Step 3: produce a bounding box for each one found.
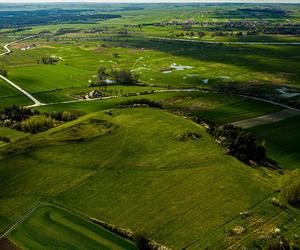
[0,0,299,2]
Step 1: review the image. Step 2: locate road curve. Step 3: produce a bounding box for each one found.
[0,35,37,56]
[0,35,43,107]
[0,75,43,107]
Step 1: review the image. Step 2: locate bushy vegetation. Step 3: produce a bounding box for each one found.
[280,170,300,208]
[0,106,80,133]
[204,123,276,167]
[120,99,163,109]
[0,105,37,125]
[19,115,55,133]
[38,57,57,65]
[111,69,139,85]
[51,110,81,122]
[0,66,7,77]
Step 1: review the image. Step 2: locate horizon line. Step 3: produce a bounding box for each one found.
[0,0,300,3]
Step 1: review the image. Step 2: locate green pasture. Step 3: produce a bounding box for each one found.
[8,205,137,250]
[8,64,92,93]
[161,91,283,124]
[1,37,300,100]
[248,115,300,170]
[0,108,297,249]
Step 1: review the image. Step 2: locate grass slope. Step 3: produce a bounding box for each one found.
[1,108,294,249]
[248,115,300,170]
[8,205,137,250]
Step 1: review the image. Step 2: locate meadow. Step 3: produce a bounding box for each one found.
[8,204,137,250]
[1,108,298,249]
[0,3,300,249]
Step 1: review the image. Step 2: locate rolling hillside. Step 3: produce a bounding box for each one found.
[1,107,297,249]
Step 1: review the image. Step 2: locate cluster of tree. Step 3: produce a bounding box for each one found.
[195,121,277,167]
[19,115,55,134]
[0,105,81,133]
[56,28,81,35]
[212,31,245,37]
[0,9,121,28]
[111,69,138,85]
[0,105,36,124]
[0,67,7,77]
[120,99,163,109]
[38,57,57,65]
[92,67,139,86]
[51,110,81,122]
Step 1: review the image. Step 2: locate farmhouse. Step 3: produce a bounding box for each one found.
[85,89,102,99]
[20,43,36,51]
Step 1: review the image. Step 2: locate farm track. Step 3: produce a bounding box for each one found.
[0,199,45,240]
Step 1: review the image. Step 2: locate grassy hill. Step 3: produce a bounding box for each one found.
[1,107,297,249]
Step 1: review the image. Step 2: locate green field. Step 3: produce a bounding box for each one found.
[0,79,32,108]
[248,115,300,170]
[0,3,300,249]
[8,205,137,250]
[1,108,299,249]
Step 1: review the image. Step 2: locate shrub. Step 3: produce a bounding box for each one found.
[20,115,55,134]
[134,232,151,250]
[61,110,81,121]
[206,124,269,165]
[0,66,8,77]
[280,170,300,208]
[39,56,57,65]
[50,110,81,121]
[120,99,163,109]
